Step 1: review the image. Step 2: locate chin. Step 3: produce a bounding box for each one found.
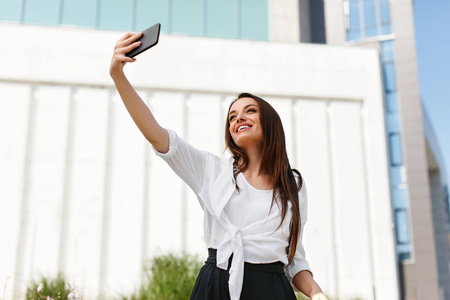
[234,136,262,149]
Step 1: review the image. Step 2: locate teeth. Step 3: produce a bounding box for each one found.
[238,125,249,132]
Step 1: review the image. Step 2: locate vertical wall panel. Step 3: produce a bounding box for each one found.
[187,93,223,154]
[147,92,185,254]
[328,101,373,299]
[270,98,295,161]
[65,87,108,294]
[294,100,337,296]
[106,91,146,293]
[26,86,70,282]
[141,91,154,264]
[0,84,31,300]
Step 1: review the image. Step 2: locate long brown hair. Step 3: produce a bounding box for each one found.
[225,92,303,265]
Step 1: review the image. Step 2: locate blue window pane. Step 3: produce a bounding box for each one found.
[363,0,377,28]
[365,26,378,38]
[380,0,391,24]
[206,0,238,38]
[398,245,411,260]
[393,188,408,209]
[381,40,394,62]
[386,92,398,112]
[171,0,203,36]
[240,0,269,41]
[389,133,403,166]
[347,28,361,41]
[383,63,396,92]
[98,0,132,31]
[136,0,169,32]
[387,112,401,133]
[381,24,392,35]
[61,0,96,28]
[390,165,406,185]
[23,0,59,25]
[0,0,21,22]
[395,209,410,244]
[348,1,361,29]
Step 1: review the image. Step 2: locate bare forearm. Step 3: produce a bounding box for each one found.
[293,270,326,299]
[112,73,167,148]
[109,32,168,153]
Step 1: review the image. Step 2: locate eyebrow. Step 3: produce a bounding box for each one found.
[228,104,258,116]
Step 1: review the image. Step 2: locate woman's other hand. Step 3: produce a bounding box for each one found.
[110,32,142,77]
[311,291,328,300]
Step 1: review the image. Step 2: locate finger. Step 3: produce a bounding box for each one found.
[125,32,143,45]
[117,32,136,42]
[118,32,142,46]
[125,41,141,53]
[115,55,136,64]
[116,33,141,49]
[115,41,141,56]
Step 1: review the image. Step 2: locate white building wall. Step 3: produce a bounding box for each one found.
[0,24,398,299]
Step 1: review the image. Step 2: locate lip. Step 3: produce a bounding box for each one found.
[236,123,253,133]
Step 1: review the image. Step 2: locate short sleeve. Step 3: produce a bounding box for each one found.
[285,180,313,283]
[152,128,210,194]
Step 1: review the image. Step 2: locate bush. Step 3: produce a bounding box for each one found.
[26,274,81,300]
[122,253,203,300]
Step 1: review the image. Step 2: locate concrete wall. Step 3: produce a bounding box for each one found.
[389,1,440,299]
[0,23,397,299]
[270,0,301,42]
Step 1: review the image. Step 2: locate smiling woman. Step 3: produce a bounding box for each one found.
[110,32,328,300]
[227,97,263,150]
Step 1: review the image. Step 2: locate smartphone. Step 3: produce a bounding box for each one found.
[126,23,161,58]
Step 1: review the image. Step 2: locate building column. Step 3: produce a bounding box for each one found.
[270,0,301,42]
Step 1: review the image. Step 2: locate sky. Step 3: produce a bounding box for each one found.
[413,0,450,188]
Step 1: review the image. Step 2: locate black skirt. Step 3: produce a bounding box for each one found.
[191,248,297,300]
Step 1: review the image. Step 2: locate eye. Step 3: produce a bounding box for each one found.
[247,108,257,113]
[229,115,236,122]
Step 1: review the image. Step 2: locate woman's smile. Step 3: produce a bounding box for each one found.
[228,98,263,148]
[236,123,252,133]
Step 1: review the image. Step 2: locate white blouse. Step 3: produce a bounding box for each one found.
[153,129,312,300]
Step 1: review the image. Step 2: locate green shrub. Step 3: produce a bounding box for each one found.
[26,273,81,300]
[122,253,203,300]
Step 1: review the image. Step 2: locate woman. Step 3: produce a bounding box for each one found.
[110,32,328,300]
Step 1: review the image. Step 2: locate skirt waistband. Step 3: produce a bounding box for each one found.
[206,248,285,274]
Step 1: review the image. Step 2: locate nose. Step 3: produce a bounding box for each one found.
[236,111,246,122]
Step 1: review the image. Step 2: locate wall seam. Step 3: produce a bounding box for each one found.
[57,86,76,275]
[13,84,36,299]
[98,88,115,298]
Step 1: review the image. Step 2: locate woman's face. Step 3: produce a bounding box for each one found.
[228,97,264,149]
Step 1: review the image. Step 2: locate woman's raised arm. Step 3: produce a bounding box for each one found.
[109,32,169,153]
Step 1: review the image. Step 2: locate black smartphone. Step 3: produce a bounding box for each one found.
[126,23,161,58]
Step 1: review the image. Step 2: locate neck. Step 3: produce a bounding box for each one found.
[240,145,264,177]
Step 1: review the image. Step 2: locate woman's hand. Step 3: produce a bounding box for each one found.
[293,270,328,300]
[110,32,142,78]
[311,291,328,300]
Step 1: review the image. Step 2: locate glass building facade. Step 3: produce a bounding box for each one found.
[344,0,392,41]
[0,0,269,41]
[344,0,413,261]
